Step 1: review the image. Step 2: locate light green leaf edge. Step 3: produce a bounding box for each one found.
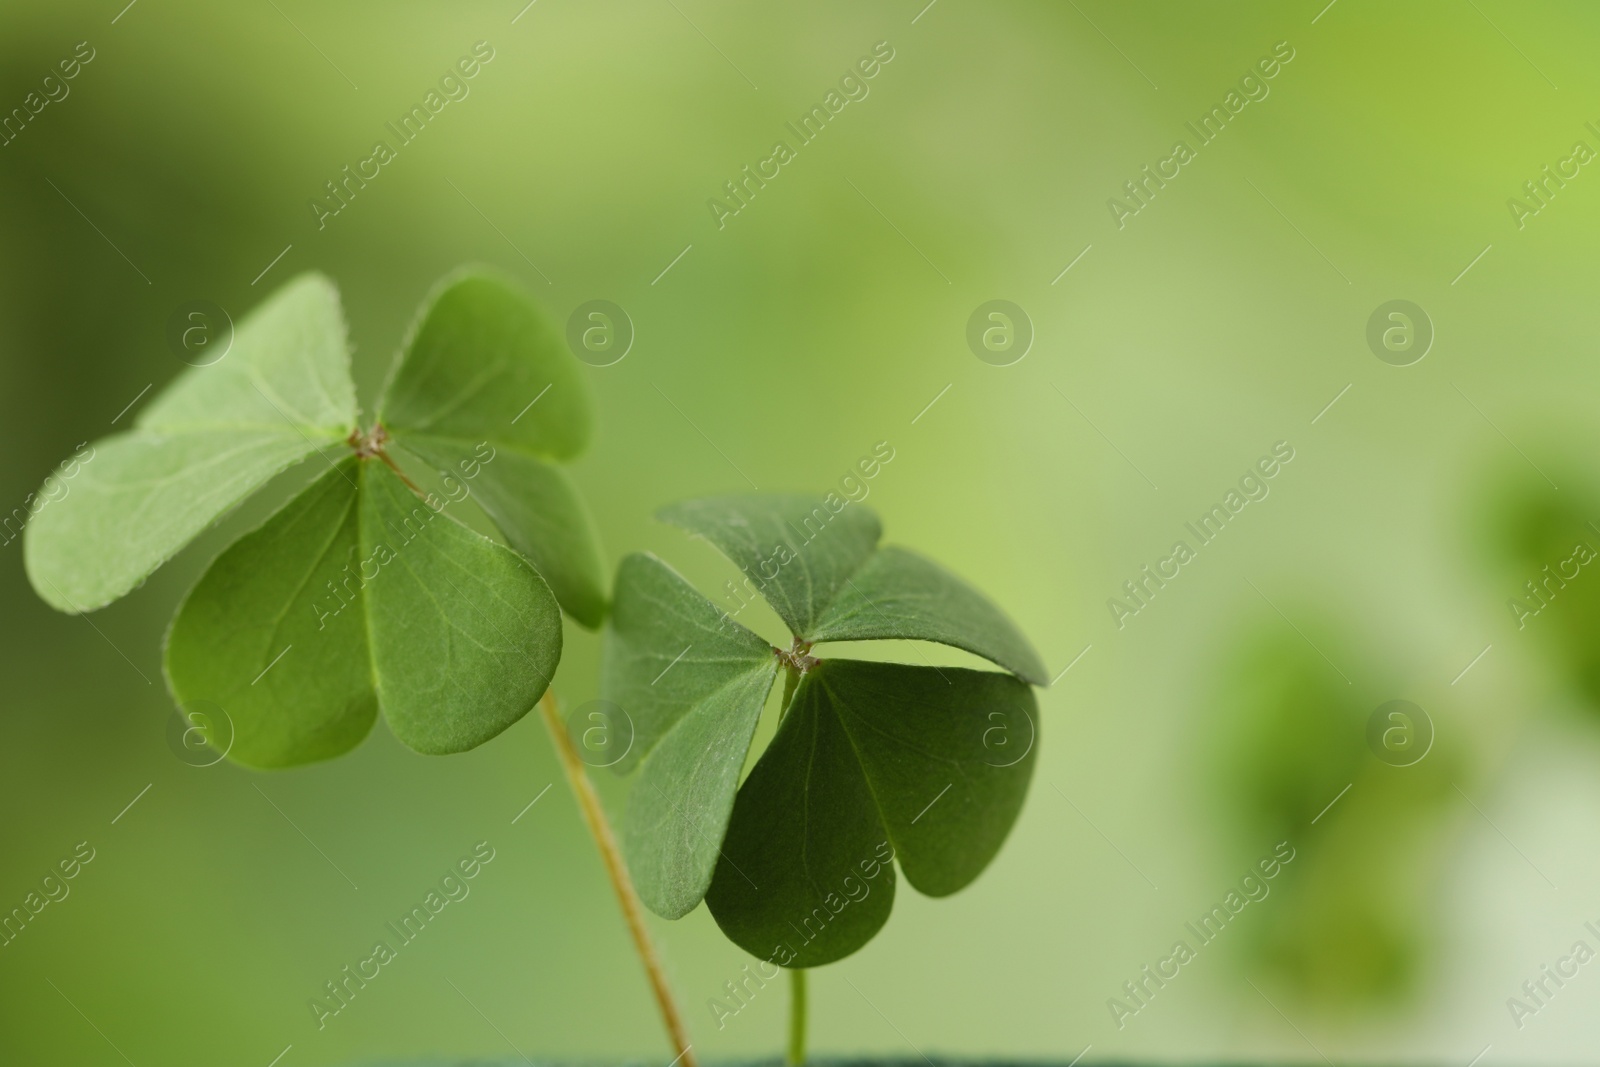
[24,273,356,613]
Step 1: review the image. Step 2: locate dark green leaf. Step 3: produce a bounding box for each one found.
[705,666,896,967]
[656,494,881,637]
[400,435,607,628]
[706,660,1037,965]
[602,552,779,918]
[809,547,1049,685]
[164,460,378,768]
[379,271,590,462]
[359,461,563,754]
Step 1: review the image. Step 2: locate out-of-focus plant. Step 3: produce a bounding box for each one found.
[1204,617,1456,1008]
[1479,471,1600,711]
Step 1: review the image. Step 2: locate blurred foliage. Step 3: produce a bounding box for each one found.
[1479,469,1600,711]
[1206,618,1457,1009]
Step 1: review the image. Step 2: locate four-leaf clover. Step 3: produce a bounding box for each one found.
[602,494,1045,965]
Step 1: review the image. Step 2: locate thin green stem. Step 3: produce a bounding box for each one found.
[779,662,801,719]
[787,968,807,1066]
[538,691,697,1067]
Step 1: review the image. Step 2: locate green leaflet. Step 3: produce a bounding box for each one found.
[602,553,779,918]
[164,460,563,765]
[359,461,562,754]
[706,661,1038,966]
[24,274,356,612]
[800,662,1038,898]
[376,270,607,627]
[808,546,1049,686]
[657,495,881,637]
[138,273,356,434]
[379,270,591,462]
[705,663,897,968]
[399,435,607,628]
[26,431,334,613]
[164,459,377,768]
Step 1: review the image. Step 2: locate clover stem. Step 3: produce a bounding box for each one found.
[787,967,807,1066]
[779,662,802,719]
[537,690,697,1067]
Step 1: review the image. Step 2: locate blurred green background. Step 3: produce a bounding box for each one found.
[5,1,1600,1063]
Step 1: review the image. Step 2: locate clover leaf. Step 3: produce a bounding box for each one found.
[24,268,605,767]
[602,494,1044,965]
[25,273,358,614]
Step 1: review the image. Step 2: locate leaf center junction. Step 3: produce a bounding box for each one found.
[347,424,391,459]
[773,636,820,674]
